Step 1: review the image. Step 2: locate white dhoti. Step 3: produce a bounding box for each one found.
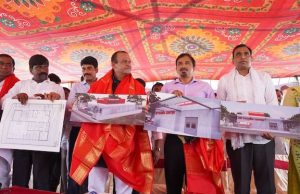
[88,167,133,194]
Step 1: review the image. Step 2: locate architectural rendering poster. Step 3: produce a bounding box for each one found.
[221,101,300,139]
[144,92,222,139]
[70,93,147,125]
[0,99,66,152]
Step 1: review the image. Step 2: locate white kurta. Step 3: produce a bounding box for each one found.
[0,79,65,188]
[217,68,278,149]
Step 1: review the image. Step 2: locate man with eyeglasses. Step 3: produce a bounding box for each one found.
[69,51,153,194]
[0,54,19,189]
[2,54,65,191]
[217,44,277,194]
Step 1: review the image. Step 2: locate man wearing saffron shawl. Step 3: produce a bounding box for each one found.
[155,53,224,194]
[283,86,300,194]
[70,51,153,194]
[0,54,19,189]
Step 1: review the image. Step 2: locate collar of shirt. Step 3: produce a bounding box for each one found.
[30,79,51,84]
[81,78,98,86]
[235,68,251,78]
[236,72,250,80]
[81,80,89,86]
[174,77,198,85]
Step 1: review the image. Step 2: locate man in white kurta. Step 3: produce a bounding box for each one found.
[0,54,20,189]
[217,44,278,194]
[2,54,65,191]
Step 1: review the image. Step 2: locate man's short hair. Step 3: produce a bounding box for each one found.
[135,78,146,87]
[232,44,252,59]
[63,87,70,93]
[151,82,163,91]
[29,54,49,69]
[80,56,98,68]
[275,89,283,95]
[111,51,128,64]
[0,54,15,66]
[48,73,61,84]
[280,85,289,91]
[175,53,195,67]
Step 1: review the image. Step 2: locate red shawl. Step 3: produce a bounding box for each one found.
[184,138,225,194]
[0,74,19,98]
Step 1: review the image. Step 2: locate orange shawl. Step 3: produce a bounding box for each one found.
[70,70,153,193]
[0,74,19,98]
[184,138,225,194]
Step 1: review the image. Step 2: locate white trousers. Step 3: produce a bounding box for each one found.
[0,156,11,188]
[88,167,133,194]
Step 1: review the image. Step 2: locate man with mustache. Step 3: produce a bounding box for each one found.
[2,54,65,191]
[217,44,277,194]
[66,56,98,194]
[69,51,153,194]
[155,53,224,194]
[0,54,19,189]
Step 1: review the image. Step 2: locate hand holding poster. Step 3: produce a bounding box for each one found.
[69,92,300,140]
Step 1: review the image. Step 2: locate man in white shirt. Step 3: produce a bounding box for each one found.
[66,56,98,194]
[3,54,65,191]
[0,54,19,189]
[217,44,277,194]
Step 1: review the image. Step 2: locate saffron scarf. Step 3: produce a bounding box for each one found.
[184,138,225,194]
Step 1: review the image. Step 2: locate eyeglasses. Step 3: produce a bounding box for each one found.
[0,61,13,68]
[33,64,49,70]
[118,60,131,65]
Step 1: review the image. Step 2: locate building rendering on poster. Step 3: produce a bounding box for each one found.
[70,93,147,125]
[145,92,221,139]
[0,99,66,152]
[221,101,300,139]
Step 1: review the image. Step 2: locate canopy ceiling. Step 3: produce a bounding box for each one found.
[0,0,299,82]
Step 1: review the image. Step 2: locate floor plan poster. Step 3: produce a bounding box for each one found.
[144,92,222,140]
[221,101,300,139]
[0,99,66,152]
[70,93,147,125]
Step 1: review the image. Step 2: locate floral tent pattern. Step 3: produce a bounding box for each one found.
[0,0,299,82]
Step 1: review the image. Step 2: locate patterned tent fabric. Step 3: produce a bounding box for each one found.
[0,0,299,82]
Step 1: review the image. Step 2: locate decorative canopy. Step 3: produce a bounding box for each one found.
[0,0,299,82]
